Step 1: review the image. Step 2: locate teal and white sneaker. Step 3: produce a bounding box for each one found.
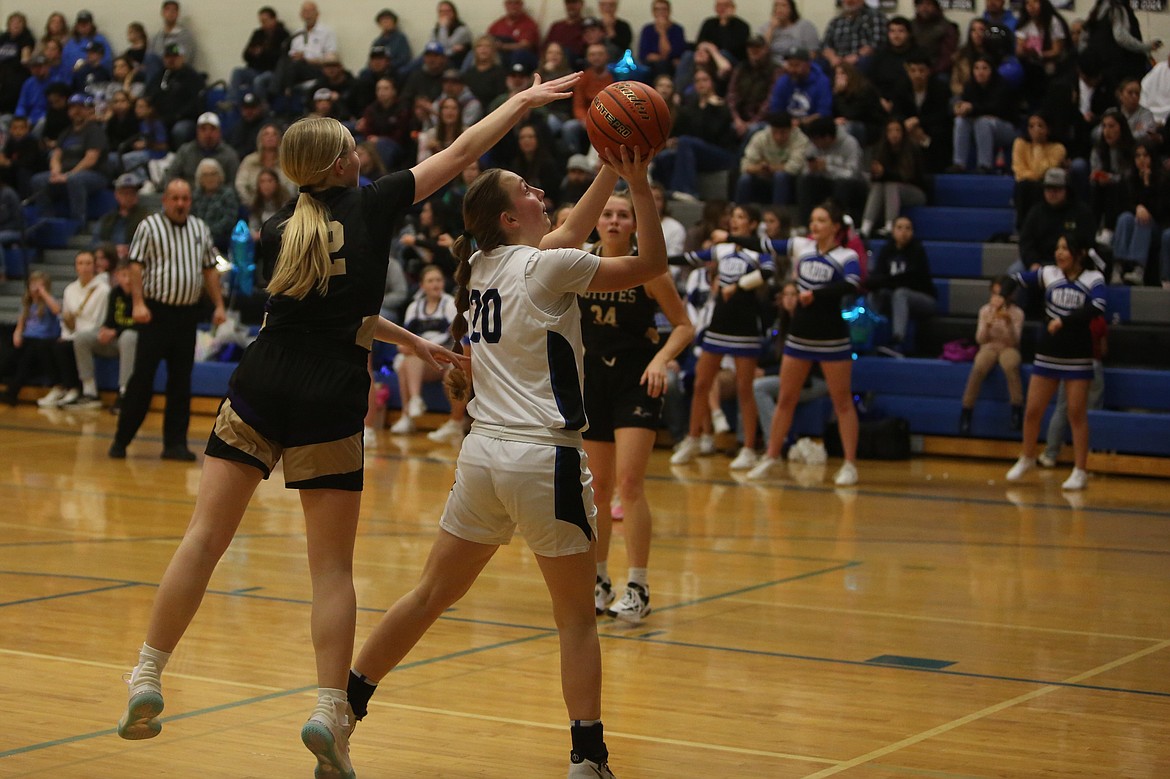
[301,695,356,779]
[117,660,164,740]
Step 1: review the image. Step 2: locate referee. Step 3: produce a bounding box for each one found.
[110,179,226,460]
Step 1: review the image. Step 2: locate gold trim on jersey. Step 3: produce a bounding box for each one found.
[214,399,280,472]
[356,315,377,349]
[283,433,363,484]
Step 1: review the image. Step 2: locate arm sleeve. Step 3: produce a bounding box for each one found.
[810,77,834,118]
[128,219,151,265]
[669,248,713,268]
[527,248,602,309]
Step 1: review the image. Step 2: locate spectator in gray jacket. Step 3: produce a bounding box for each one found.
[166,112,241,186]
[795,115,866,223]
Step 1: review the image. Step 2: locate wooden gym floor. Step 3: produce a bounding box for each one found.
[1,405,1168,778]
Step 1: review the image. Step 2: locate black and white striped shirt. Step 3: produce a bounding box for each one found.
[129,213,217,306]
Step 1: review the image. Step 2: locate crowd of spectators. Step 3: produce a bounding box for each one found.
[0,1,1167,457]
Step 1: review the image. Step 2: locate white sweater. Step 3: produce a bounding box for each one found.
[60,276,110,340]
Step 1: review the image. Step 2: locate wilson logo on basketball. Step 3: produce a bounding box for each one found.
[592,96,632,138]
[614,84,650,120]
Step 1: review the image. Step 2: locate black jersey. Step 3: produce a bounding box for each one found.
[258,170,416,364]
[578,283,660,358]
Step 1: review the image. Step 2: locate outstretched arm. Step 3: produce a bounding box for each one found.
[587,148,667,292]
[410,72,582,203]
[540,166,621,250]
[374,317,468,371]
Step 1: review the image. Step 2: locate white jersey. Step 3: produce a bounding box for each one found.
[465,244,601,445]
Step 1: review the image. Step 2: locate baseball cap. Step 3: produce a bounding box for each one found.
[567,154,593,173]
[85,41,104,54]
[423,41,445,56]
[196,111,221,127]
[747,35,767,48]
[1042,168,1068,188]
[369,45,388,58]
[786,46,810,62]
[241,92,260,108]
[68,93,93,107]
[582,16,601,29]
[76,10,94,22]
[29,54,47,66]
[114,173,143,190]
[163,42,184,57]
[321,53,341,66]
[312,88,334,102]
[509,62,533,77]
[442,68,462,81]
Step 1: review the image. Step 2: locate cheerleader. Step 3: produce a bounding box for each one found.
[669,204,774,471]
[1004,233,1106,490]
[388,263,464,437]
[746,200,862,486]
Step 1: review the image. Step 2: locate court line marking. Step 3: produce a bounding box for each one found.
[602,634,1170,700]
[647,471,1170,520]
[3,569,1168,695]
[0,646,839,767]
[724,598,1168,643]
[368,702,840,764]
[2,420,1168,519]
[0,582,138,608]
[796,640,1170,778]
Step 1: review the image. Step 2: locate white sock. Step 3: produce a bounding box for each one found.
[628,567,648,588]
[860,220,873,236]
[82,379,97,396]
[138,642,171,672]
[319,687,348,702]
[596,561,609,581]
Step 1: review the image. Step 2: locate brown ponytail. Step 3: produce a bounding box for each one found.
[443,168,513,403]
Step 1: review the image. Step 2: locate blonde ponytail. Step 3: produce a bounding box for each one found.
[266,117,351,300]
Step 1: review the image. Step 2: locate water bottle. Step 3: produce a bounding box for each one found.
[230,219,255,297]
[608,49,648,82]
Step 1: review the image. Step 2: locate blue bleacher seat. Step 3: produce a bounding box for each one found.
[86,188,118,222]
[905,206,1015,242]
[850,357,1170,454]
[930,174,1014,209]
[869,239,985,279]
[1088,410,1170,456]
[3,245,28,278]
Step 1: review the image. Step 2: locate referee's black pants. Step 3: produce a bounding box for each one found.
[114,301,200,451]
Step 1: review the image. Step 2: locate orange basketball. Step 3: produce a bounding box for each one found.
[586,80,672,163]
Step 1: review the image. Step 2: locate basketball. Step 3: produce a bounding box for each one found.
[586,80,672,163]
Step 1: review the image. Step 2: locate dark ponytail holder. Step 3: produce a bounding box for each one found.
[299,185,314,194]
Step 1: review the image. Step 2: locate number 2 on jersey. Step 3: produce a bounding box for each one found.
[469,288,502,343]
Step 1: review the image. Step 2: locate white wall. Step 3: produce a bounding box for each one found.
[3,0,1167,88]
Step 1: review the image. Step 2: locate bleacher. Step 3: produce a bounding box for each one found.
[847,172,1170,464]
